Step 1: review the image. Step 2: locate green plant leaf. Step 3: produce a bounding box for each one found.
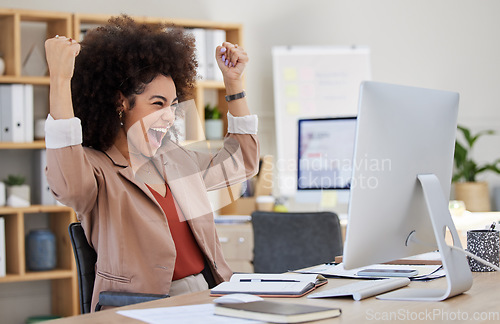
[453,125,500,182]
[4,174,26,186]
[204,103,221,120]
[470,130,495,148]
[454,141,467,168]
[457,125,472,147]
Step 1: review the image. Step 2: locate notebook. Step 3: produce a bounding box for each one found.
[210,273,327,297]
[214,300,341,323]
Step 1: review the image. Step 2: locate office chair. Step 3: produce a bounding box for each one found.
[68,222,168,313]
[251,211,343,273]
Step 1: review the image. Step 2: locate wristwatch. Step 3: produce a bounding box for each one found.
[225,90,246,102]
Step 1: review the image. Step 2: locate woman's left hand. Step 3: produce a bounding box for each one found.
[216,42,248,82]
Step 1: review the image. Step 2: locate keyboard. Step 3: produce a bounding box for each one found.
[307,278,410,301]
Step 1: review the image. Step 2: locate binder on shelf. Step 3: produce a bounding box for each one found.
[24,84,34,142]
[206,29,226,81]
[0,84,25,142]
[0,217,5,277]
[189,28,208,81]
[33,150,57,206]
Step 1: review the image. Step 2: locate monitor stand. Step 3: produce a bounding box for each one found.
[377,174,473,301]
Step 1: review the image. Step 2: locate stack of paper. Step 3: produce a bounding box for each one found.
[118,304,259,324]
[296,263,443,281]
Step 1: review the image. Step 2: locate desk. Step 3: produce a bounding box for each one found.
[48,271,499,323]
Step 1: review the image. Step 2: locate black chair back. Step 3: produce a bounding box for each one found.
[251,211,343,273]
[68,222,97,314]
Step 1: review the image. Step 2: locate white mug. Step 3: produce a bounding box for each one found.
[256,195,275,212]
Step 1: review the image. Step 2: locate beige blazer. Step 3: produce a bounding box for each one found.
[46,133,259,311]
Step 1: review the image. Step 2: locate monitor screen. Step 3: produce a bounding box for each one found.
[297,117,357,191]
[342,81,472,301]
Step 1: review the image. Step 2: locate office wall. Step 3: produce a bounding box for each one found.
[2,0,500,321]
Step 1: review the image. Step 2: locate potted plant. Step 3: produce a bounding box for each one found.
[4,174,30,207]
[453,125,500,212]
[204,103,223,140]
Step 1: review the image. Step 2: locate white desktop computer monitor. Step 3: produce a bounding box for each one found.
[343,81,472,301]
[296,117,357,205]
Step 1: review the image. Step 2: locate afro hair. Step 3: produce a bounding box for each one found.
[71,15,197,151]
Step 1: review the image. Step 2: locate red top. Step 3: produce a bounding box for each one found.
[146,183,205,280]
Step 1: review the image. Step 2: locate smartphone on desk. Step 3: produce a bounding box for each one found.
[356,268,418,277]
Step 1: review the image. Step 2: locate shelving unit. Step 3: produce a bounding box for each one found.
[0,8,71,87]
[0,8,78,318]
[0,7,243,318]
[0,205,77,316]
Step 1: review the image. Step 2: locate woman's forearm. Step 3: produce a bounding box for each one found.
[224,79,250,117]
[45,36,80,120]
[49,77,75,119]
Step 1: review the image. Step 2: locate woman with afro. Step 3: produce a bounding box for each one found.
[44,15,259,311]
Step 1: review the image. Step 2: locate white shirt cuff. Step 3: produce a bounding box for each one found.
[45,114,83,149]
[227,112,258,134]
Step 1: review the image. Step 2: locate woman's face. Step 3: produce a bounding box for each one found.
[123,74,178,158]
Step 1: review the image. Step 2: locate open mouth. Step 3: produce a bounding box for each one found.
[147,126,168,148]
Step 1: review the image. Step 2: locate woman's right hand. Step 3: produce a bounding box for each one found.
[45,35,81,80]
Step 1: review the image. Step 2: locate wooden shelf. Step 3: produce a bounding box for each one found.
[0,140,45,149]
[0,7,71,20]
[196,80,225,89]
[181,139,224,147]
[0,203,77,316]
[0,204,74,214]
[0,269,74,283]
[74,13,240,37]
[0,76,50,85]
